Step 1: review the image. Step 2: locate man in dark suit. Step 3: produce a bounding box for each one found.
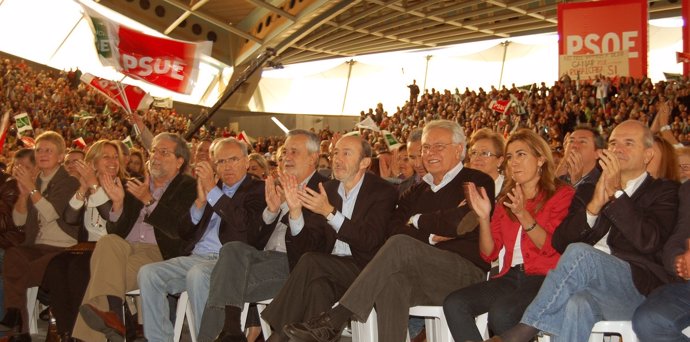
[487,120,679,342]
[74,132,197,342]
[0,132,80,341]
[283,119,495,342]
[137,137,266,342]
[632,180,690,341]
[260,135,398,342]
[197,129,330,342]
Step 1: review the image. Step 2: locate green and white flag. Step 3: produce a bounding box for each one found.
[14,113,33,134]
[122,136,134,149]
[381,130,400,149]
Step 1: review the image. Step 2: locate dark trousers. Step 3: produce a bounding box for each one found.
[633,281,690,342]
[42,251,92,334]
[3,244,63,333]
[443,266,545,341]
[261,253,361,341]
[338,235,485,342]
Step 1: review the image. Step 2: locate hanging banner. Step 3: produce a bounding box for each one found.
[81,73,153,114]
[559,51,630,79]
[558,0,647,78]
[82,5,212,94]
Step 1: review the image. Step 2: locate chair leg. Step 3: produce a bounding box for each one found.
[173,292,189,342]
[27,287,39,335]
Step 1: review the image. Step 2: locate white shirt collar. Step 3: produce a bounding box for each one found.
[422,161,464,193]
[622,171,648,197]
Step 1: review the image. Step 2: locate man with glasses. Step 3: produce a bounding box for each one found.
[196,129,331,342]
[137,138,266,342]
[284,120,494,342]
[74,133,198,342]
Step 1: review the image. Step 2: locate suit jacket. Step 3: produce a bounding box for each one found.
[106,173,196,260]
[22,166,81,246]
[179,175,266,255]
[662,181,690,281]
[286,171,398,270]
[552,175,679,295]
[389,167,496,273]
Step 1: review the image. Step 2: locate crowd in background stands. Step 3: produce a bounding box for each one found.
[4,56,690,172]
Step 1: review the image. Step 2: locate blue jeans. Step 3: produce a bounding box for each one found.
[633,281,690,342]
[521,243,645,342]
[138,254,218,342]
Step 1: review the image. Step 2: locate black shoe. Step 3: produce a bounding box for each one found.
[283,312,345,342]
[0,308,22,333]
[39,307,50,322]
[213,330,248,342]
[0,333,32,342]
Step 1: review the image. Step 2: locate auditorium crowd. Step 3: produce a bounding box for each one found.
[1,54,690,342]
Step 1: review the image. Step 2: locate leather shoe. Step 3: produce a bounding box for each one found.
[283,312,345,342]
[79,304,125,342]
[213,330,248,342]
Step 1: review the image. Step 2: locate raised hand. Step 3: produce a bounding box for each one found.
[195,177,206,209]
[12,164,36,196]
[503,182,527,218]
[298,182,333,217]
[74,160,98,190]
[125,175,152,204]
[675,239,690,279]
[566,150,584,184]
[598,149,622,196]
[100,174,124,207]
[194,161,217,194]
[278,172,302,214]
[464,182,491,220]
[264,174,282,213]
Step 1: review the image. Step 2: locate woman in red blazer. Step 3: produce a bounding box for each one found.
[443,129,575,341]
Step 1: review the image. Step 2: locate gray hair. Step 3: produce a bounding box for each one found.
[423,120,467,159]
[408,128,423,143]
[211,137,248,157]
[615,120,653,148]
[287,129,320,154]
[152,132,191,174]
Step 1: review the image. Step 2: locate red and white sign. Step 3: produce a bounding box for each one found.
[490,100,512,115]
[83,5,211,94]
[683,0,690,76]
[81,73,153,114]
[558,0,648,78]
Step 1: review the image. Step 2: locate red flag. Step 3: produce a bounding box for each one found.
[490,100,512,115]
[20,137,35,149]
[82,5,211,94]
[677,51,690,64]
[72,137,87,150]
[0,111,9,154]
[80,73,153,114]
[236,131,250,146]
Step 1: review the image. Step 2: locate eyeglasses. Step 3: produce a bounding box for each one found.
[681,164,690,171]
[469,150,500,159]
[214,156,242,167]
[421,143,455,154]
[151,149,175,158]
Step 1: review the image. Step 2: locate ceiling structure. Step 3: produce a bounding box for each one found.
[95,0,682,67]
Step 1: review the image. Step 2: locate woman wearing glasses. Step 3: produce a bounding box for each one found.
[468,128,506,197]
[443,129,575,341]
[42,140,127,342]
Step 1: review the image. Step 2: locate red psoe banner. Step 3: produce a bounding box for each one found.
[83,5,211,94]
[557,0,648,78]
[80,73,153,114]
[676,0,690,77]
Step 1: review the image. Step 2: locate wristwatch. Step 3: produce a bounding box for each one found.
[144,198,156,207]
[326,207,337,221]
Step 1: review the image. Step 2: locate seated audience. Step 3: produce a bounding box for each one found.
[43,140,126,341]
[443,129,574,341]
[0,131,80,342]
[479,120,679,342]
[73,133,197,342]
[282,120,494,342]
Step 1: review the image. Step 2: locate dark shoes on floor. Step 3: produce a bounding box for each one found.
[78,304,125,342]
[283,312,346,342]
[0,333,31,342]
[214,330,248,342]
[0,308,22,333]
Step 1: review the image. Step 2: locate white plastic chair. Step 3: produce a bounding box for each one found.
[125,289,196,342]
[537,320,639,342]
[242,298,273,340]
[26,286,40,335]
